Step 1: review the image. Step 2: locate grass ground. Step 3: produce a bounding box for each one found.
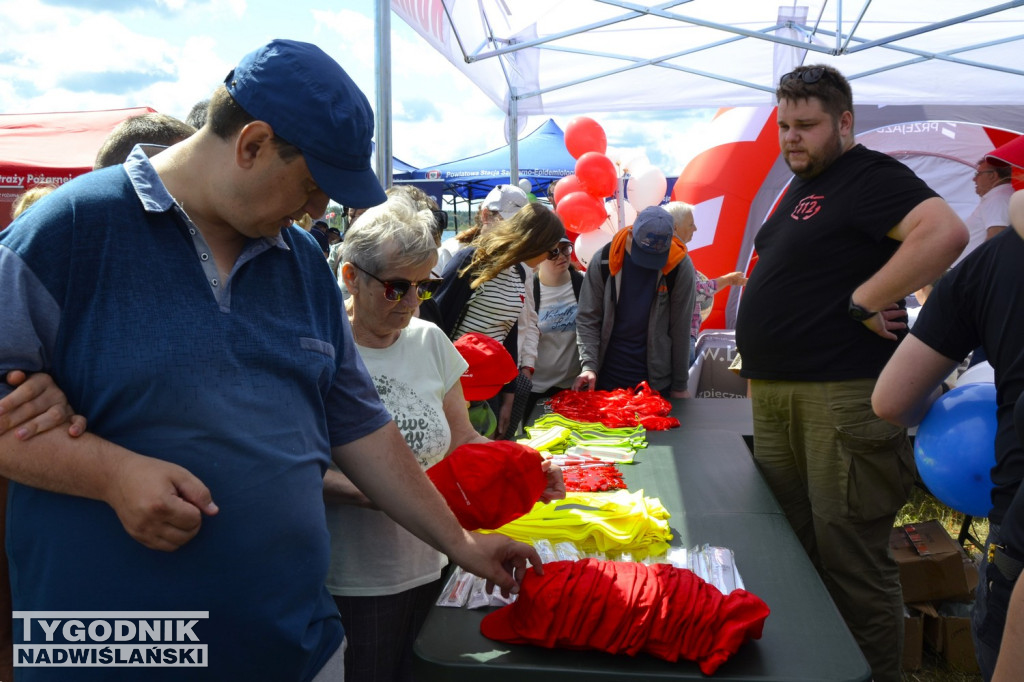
[896,487,988,682]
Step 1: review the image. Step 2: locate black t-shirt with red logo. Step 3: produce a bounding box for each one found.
[736,144,938,381]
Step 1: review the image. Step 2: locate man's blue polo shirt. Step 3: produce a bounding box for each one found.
[0,149,392,681]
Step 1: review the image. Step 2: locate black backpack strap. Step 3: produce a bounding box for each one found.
[570,268,584,302]
[595,243,617,306]
[535,268,582,312]
[598,243,611,282]
[664,264,678,293]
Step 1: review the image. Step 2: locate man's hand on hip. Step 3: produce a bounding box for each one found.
[861,303,908,341]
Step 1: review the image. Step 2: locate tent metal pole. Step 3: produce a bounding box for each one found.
[510,88,519,187]
[375,0,393,193]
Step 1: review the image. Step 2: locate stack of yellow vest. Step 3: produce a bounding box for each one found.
[485,489,673,560]
[520,414,647,463]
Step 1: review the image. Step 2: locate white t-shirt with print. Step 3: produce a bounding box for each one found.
[325,317,468,596]
[531,278,582,393]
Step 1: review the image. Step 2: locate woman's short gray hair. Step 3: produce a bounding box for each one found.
[663,201,695,229]
[342,194,439,273]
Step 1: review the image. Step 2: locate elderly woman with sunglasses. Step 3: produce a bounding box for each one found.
[431,202,566,436]
[325,194,563,682]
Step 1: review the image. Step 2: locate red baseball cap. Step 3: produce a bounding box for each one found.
[453,332,518,401]
[425,441,548,531]
[987,134,1024,168]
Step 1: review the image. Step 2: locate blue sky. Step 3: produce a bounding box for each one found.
[0,0,716,173]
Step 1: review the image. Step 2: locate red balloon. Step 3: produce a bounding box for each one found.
[555,191,606,234]
[553,174,585,206]
[575,152,617,199]
[564,117,607,159]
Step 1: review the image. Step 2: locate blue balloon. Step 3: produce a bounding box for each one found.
[914,382,997,517]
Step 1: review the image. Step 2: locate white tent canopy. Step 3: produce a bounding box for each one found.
[392,0,1024,118]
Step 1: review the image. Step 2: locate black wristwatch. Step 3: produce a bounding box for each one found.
[848,296,877,321]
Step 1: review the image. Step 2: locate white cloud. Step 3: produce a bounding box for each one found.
[0,0,716,180]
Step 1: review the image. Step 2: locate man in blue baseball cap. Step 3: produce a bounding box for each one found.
[574,205,696,397]
[0,39,539,682]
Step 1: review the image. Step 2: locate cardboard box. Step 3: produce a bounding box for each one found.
[902,605,924,671]
[890,520,979,603]
[921,602,980,674]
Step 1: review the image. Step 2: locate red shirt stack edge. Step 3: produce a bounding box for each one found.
[481,558,770,675]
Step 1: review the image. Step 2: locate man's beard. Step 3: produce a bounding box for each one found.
[787,127,845,180]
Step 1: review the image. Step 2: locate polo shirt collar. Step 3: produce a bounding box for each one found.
[124,146,289,251]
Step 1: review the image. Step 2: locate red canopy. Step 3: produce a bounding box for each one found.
[1,107,154,228]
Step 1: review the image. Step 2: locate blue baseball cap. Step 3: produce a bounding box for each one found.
[631,206,674,270]
[225,39,387,208]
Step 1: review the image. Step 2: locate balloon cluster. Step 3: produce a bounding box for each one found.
[556,117,669,267]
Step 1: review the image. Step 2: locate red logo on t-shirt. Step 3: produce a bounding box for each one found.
[791,194,824,221]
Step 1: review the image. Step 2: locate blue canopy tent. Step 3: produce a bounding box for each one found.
[392,155,417,175]
[398,118,576,201]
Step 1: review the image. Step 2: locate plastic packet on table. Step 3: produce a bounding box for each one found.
[533,538,558,564]
[665,547,688,568]
[466,575,491,610]
[689,545,711,584]
[488,585,516,608]
[564,445,635,464]
[554,541,583,562]
[685,545,745,594]
[436,566,475,608]
[706,545,744,593]
[466,575,518,609]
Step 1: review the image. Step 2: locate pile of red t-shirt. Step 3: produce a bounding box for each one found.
[481,558,769,675]
[561,464,627,492]
[546,382,680,430]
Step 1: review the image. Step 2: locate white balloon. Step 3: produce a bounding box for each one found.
[623,153,651,175]
[599,200,618,234]
[604,147,627,176]
[600,199,636,235]
[518,178,533,194]
[626,165,667,212]
[575,229,612,268]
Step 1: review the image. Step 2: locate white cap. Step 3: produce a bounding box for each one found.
[483,184,529,220]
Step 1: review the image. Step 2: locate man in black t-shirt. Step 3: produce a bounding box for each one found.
[734,65,968,682]
[874,190,1024,681]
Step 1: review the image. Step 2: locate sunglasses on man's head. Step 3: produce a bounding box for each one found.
[547,243,573,260]
[350,262,444,302]
[780,66,826,86]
